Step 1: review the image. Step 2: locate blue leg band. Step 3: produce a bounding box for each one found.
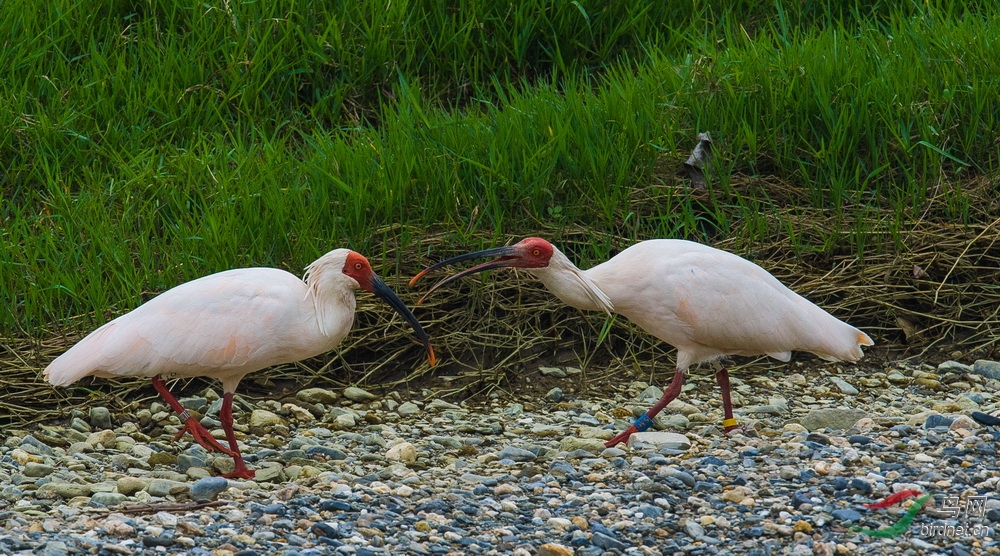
[633,414,654,432]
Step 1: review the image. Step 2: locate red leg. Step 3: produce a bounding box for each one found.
[219,392,254,479]
[715,366,740,433]
[151,376,236,456]
[606,368,685,447]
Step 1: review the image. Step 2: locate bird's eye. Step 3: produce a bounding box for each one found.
[355,263,363,270]
[532,249,541,256]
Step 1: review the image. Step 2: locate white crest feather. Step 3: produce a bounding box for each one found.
[302,250,351,337]
[571,268,614,316]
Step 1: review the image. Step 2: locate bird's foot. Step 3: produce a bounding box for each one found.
[604,425,638,448]
[722,418,740,434]
[722,419,757,437]
[174,415,237,457]
[222,465,255,480]
[605,414,655,448]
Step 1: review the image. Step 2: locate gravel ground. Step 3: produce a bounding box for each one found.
[2,356,1000,556]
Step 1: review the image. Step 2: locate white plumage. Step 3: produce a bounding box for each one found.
[412,237,872,446]
[46,249,434,478]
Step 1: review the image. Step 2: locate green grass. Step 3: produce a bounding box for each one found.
[2,0,1000,338]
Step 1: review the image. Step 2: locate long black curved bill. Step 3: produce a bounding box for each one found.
[409,246,521,305]
[371,275,436,366]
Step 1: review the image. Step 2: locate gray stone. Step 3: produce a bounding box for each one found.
[37,482,92,499]
[591,531,627,551]
[297,388,339,405]
[397,402,421,416]
[973,360,1000,380]
[190,477,228,501]
[665,399,700,415]
[146,479,189,497]
[938,360,973,373]
[429,435,463,449]
[832,509,863,522]
[829,377,859,395]
[497,446,537,462]
[254,462,284,482]
[924,414,955,429]
[628,432,691,451]
[90,492,127,507]
[116,477,148,496]
[426,399,462,411]
[545,387,563,402]
[152,511,179,527]
[638,386,663,402]
[21,435,55,456]
[23,462,55,477]
[661,467,697,488]
[800,408,868,431]
[89,407,113,430]
[684,519,706,538]
[503,403,524,416]
[305,445,347,460]
[249,409,286,430]
[38,541,69,556]
[954,395,982,411]
[539,366,567,378]
[768,396,789,412]
[887,370,909,384]
[70,417,92,433]
[176,447,209,472]
[86,430,117,448]
[179,397,208,412]
[333,413,355,429]
[385,442,417,464]
[343,387,377,403]
[558,438,607,454]
[654,414,690,430]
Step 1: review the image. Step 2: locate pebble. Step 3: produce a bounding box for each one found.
[538,543,573,556]
[23,462,55,477]
[146,479,188,497]
[190,476,228,501]
[558,437,606,454]
[385,441,417,463]
[3,359,998,556]
[296,387,339,405]
[397,401,421,416]
[89,407,113,430]
[249,409,286,430]
[800,408,868,431]
[627,431,691,450]
[539,367,567,378]
[115,476,147,496]
[343,386,377,402]
[426,399,463,411]
[90,492,128,507]
[924,414,955,429]
[972,359,1000,379]
[829,377,859,395]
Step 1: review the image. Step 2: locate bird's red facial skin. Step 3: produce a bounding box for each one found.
[515,238,554,268]
[343,252,375,291]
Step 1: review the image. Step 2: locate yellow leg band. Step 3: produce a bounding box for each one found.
[722,418,739,428]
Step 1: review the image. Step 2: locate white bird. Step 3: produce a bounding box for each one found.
[410,237,872,447]
[45,249,435,479]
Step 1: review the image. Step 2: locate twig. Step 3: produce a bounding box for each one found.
[934,215,1000,304]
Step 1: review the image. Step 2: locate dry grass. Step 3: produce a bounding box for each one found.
[4,178,999,426]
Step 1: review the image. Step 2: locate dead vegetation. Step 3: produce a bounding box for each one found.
[3,177,999,427]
